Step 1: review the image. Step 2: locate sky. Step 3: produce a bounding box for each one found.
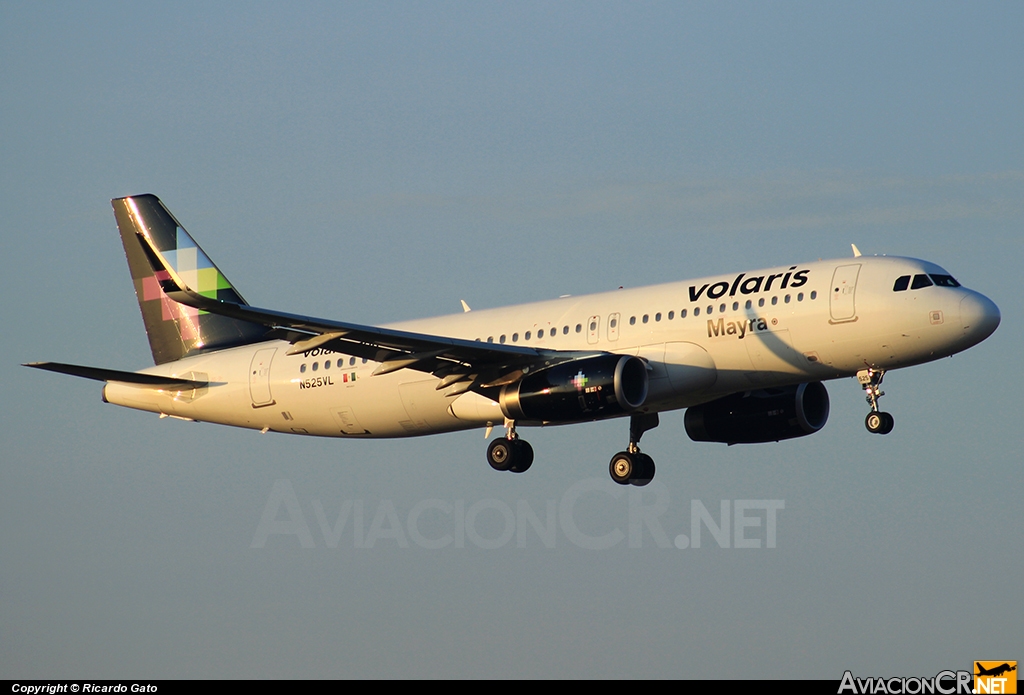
[2,1,1021,680]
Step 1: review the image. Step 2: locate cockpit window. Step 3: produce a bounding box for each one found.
[911,274,933,290]
[893,275,910,292]
[929,274,960,287]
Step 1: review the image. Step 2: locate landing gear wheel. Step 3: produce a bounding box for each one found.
[509,440,534,473]
[487,438,515,471]
[609,451,635,485]
[865,411,894,435]
[631,453,656,487]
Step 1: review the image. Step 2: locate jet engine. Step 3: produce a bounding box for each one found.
[499,355,648,423]
[684,382,829,444]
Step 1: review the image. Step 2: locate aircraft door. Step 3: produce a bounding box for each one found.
[587,315,600,345]
[829,264,861,322]
[249,347,277,407]
[607,313,620,342]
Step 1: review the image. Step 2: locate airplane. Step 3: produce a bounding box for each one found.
[26,194,1001,485]
[975,663,1016,678]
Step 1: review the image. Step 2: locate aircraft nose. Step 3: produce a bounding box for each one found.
[960,292,1000,344]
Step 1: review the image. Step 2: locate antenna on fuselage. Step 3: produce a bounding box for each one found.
[460,300,471,312]
[851,244,863,257]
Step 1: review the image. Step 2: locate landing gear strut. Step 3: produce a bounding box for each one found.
[487,418,534,473]
[858,368,894,435]
[609,413,659,486]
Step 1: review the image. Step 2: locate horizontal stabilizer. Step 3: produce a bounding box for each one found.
[24,362,208,388]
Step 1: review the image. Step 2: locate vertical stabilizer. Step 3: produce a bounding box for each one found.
[112,194,271,365]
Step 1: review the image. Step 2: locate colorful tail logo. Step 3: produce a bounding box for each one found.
[112,194,269,364]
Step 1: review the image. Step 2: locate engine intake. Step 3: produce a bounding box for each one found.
[684,382,829,444]
[500,355,648,423]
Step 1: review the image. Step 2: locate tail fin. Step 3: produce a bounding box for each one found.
[112,194,270,365]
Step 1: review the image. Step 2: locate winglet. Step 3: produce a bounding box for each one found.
[851,244,862,257]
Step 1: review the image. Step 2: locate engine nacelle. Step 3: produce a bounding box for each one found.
[500,355,649,423]
[684,382,829,444]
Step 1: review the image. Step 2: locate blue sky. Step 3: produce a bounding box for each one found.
[2,2,1021,678]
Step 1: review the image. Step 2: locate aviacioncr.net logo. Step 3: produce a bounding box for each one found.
[838,670,972,695]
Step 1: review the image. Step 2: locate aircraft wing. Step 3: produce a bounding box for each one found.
[135,228,594,391]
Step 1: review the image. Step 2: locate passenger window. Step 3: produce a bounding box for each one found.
[642,315,649,324]
[911,274,933,290]
[499,335,506,344]
[719,303,725,313]
[300,364,306,373]
[681,309,687,318]
[810,291,817,300]
[784,295,790,304]
[732,302,738,311]
[668,311,674,320]
[312,362,319,372]
[694,307,700,316]
[610,318,618,328]
[745,300,752,310]
[706,305,713,315]
[590,320,597,330]
[350,357,356,366]
[893,275,911,292]
[487,337,493,343]
[324,360,330,369]
[758,298,765,307]
[797,293,803,302]
[629,316,636,325]
[525,331,531,340]
[563,325,569,334]
[576,323,582,333]
[655,312,661,322]
[337,359,344,368]
[771,296,778,305]
[512,333,519,342]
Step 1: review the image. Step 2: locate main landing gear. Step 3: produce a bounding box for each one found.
[858,368,894,435]
[609,413,659,486]
[485,413,661,484]
[486,419,534,473]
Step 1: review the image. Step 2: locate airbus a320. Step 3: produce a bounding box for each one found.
[27,195,1001,485]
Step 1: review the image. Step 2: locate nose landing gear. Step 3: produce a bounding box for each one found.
[858,368,894,435]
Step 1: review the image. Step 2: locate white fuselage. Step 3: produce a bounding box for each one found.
[102,255,998,438]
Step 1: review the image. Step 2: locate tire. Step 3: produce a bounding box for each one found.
[865,412,884,434]
[878,412,894,435]
[609,452,635,485]
[487,438,515,471]
[510,440,534,473]
[630,454,655,486]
